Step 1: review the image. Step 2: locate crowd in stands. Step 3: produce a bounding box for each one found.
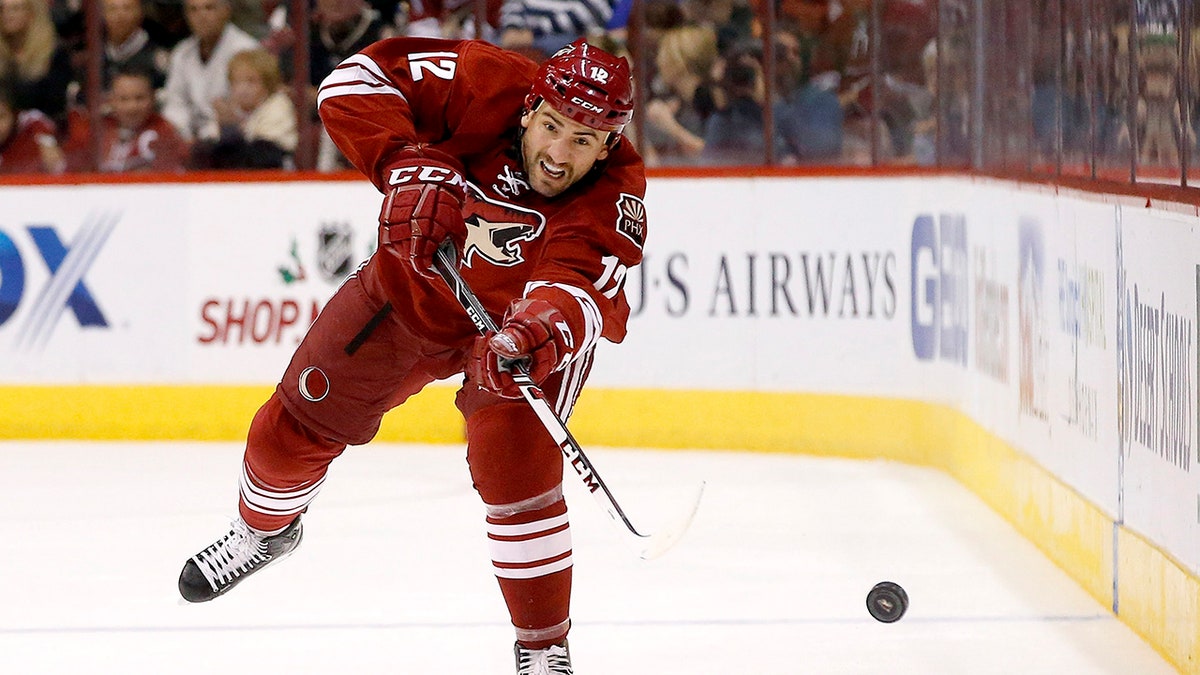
[0,0,946,175]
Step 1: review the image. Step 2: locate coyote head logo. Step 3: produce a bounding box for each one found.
[462,183,546,267]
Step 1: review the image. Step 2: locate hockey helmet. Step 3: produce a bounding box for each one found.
[525,38,634,135]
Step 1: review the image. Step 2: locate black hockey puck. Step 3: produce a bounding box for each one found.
[866,581,908,623]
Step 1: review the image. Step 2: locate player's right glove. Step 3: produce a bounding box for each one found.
[468,297,576,399]
[378,145,467,278]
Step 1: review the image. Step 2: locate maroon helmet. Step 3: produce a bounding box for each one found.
[525,38,634,135]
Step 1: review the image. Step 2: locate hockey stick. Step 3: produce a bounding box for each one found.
[432,240,703,560]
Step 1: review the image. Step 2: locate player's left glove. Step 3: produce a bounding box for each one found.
[468,297,575,399]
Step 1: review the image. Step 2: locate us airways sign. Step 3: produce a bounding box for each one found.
[0,215,117,351]
[625,248,899,319]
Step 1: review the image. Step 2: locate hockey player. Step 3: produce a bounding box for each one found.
[178,36,644,675]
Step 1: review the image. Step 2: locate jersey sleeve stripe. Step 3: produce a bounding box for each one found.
[525,281,602,359]
[336,53,394,86]
[316,55,407,108]
[555,346,592,420]
[317,82,407,108]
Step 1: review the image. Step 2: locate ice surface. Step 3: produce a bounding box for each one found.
[0,441,1177,674]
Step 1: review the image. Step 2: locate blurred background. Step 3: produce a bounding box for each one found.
[1,0,1196,187]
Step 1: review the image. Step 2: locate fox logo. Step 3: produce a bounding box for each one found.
[462,183,546,267]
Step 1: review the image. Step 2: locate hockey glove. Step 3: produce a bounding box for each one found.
[469,297,575,399]
[378,145,466,279]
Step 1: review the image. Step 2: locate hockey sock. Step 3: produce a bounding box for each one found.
[486,491,573,649]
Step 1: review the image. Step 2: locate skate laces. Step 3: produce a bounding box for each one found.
[516,643,572,675]
[194,520,268,588]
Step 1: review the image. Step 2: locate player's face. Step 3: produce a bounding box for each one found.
[520,104,610,198]
[109,74,154,130]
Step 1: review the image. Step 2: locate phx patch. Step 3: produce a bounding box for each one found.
[614,193,646,249]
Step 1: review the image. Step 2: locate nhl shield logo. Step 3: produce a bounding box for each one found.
[614,193,646,249]
[317,222,354,281]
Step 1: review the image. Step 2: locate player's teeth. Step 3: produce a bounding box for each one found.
[541,161,565,178]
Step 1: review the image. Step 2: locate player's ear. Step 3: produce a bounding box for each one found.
[520,110,532,129]
[595,145,609,163]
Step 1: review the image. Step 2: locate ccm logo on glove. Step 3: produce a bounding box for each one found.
[387,164,467,187]
[378,145,467,279]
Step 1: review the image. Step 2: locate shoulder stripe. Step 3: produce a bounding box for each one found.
[317,55,407,108]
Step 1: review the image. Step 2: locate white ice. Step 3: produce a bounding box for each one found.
[0,441,1178,674]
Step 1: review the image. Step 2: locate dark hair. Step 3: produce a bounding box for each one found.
[108,63,157,88]
[721,52,761,99]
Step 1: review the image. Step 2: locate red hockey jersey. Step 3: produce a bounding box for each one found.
[64,110,190,173]
[317,37,647,353]
[0,110,58,175]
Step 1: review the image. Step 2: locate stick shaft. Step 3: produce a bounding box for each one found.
[431,242,648,539]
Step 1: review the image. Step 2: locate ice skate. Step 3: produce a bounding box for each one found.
[514,640,572,674]
[178,516,303,602]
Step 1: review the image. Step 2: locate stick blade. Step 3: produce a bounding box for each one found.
[634,481,706,560]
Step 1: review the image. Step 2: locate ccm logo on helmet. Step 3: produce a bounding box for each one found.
[571,96,604,114]
[387,165,466,187]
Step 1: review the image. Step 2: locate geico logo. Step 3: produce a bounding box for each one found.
[570,96,604,114]
[910,213,968,365]
[387,165,465,186]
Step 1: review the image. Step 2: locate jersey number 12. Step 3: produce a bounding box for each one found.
[409,51,458,81]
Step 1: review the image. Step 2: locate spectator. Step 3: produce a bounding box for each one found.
[0,0,75,129]
[621,0,683,58]
[50,0,84,74]
[643,23,718,165]
[498,0,618,58]
[0,79,64,173]
[907,38,937,165]
[227,0,267,38]
[160,0,259,142]
[681,0,754,53]
[404,0,502,41]
[770,28,843,163]
[310,0,386,83]
[102,0,170,90]
[256,0,388,171]
[192,47,296,169]
[63,66,188,172]
[701,47,786,165]
[775,76,843,164]
[143,0,190,48]
[309,0,387,170]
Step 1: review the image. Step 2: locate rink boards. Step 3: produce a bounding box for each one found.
[0,174,1197,672]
